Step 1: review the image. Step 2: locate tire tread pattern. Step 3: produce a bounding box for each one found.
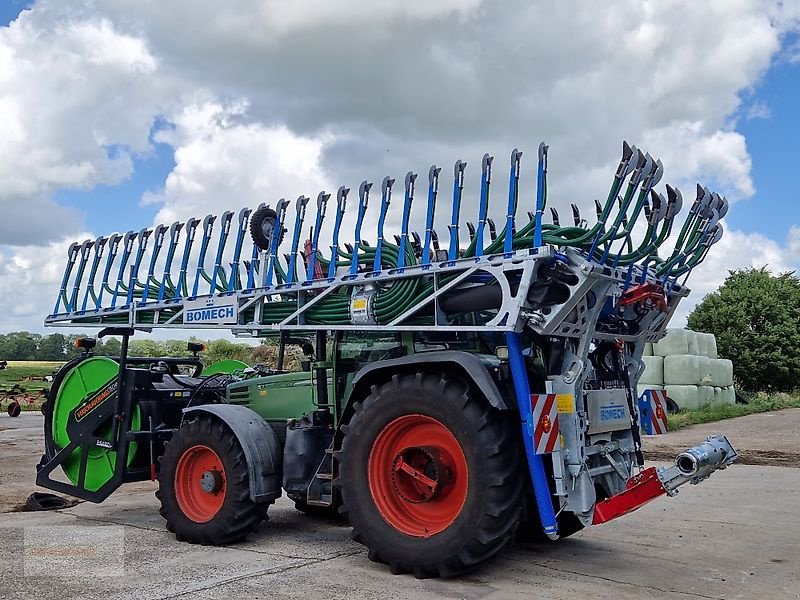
[156,415,268,545]
[337,372,523,578]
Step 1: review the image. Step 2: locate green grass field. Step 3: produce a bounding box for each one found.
[0,362,62,412]
[666,391,800,430]
[0,361,62,389]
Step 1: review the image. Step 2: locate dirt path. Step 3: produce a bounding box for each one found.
[644,408,800,467]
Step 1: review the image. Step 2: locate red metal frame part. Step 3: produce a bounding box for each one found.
[619,282,668,313]
[592,466,667,525]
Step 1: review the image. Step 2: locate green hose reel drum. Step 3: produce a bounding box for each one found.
[202,359,250,376]
[51,357,140,492]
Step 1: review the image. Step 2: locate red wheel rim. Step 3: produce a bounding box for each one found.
[174,445,226,523]
[368,414,468,538]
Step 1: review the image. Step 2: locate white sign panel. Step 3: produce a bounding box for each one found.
[184,296,238,325]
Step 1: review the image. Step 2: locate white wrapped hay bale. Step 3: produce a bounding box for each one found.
[695,332,710,357]
[643,343,654,357]
[639,356,664,385]
[711,359,734,387]
[708,333,719,358]
[698,385,714,405]
[720,386,736,405]
[702,333,720,358]
[653,329,690,356]
[637,384,664,398]
[686,330,700,355]
[698,356,714,385]
[664,355,702,385]
[665,385,700,410]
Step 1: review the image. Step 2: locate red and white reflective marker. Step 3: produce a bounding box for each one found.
[650,389,668,434]
[530,394,560,454]
[638,388,669,435]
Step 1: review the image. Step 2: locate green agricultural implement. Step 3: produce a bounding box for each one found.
[37,142,737,577]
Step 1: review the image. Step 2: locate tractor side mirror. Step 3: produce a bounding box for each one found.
[74,338,96,353]
[187,342,206,356]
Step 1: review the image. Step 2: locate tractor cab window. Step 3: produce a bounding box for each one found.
[414,331,499,354]
[336,332,404,373]
[275,336,315,372]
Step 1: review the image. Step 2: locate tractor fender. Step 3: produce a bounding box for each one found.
[350,351,510,410]
[183,404,282,504]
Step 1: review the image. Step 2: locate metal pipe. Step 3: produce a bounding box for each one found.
[228,209,251,293]
[505,331,558,539]
[350,181,372,277]
[373,176,394,272]
[396,171,416,270]
[505,149,522,254]
[675,436,737,477]
[329,186,349,280]
[422,165,440,267]
[474,153,493,257]
[534,143,548,248]
[448,160,466,262]
[306,191,330,283]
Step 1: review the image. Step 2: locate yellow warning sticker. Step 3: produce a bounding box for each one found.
[352,299,367,310]
[556,394,575,414]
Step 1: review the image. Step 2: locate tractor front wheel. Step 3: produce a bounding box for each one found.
[156,415,267,545]
[337,372,523,577]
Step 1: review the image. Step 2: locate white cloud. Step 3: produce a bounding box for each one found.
[0,12,171,243]
[641,123,754,198]
[145,101,333,224]
[0,236,91,331]
[746,100,772,120]
[672,226,800,325]
[1,0,800,332]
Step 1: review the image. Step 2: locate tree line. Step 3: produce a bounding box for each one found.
[0,331,276,366]
[1,267,796,391]
[688,267,800,393]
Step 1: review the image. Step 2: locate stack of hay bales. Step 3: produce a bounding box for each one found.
[638,329,734,410]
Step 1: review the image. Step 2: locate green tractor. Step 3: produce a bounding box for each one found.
[38,142,737,577]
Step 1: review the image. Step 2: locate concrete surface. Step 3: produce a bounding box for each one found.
[1,413,798,599]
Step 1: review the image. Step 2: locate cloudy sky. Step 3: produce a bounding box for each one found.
[1,0,799,334]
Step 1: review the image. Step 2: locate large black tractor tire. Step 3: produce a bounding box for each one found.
[249,206,282,251]
[156,415,267,545]
[665,396,680,414]
[337,372,523,578]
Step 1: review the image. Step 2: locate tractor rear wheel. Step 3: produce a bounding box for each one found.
[337,372,523,577]
[156,415,267,545]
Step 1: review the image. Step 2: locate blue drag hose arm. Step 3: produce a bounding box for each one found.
[505,331,559,538]
[534,143,548,248]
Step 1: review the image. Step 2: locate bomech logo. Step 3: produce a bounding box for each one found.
[184,298,237,324]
